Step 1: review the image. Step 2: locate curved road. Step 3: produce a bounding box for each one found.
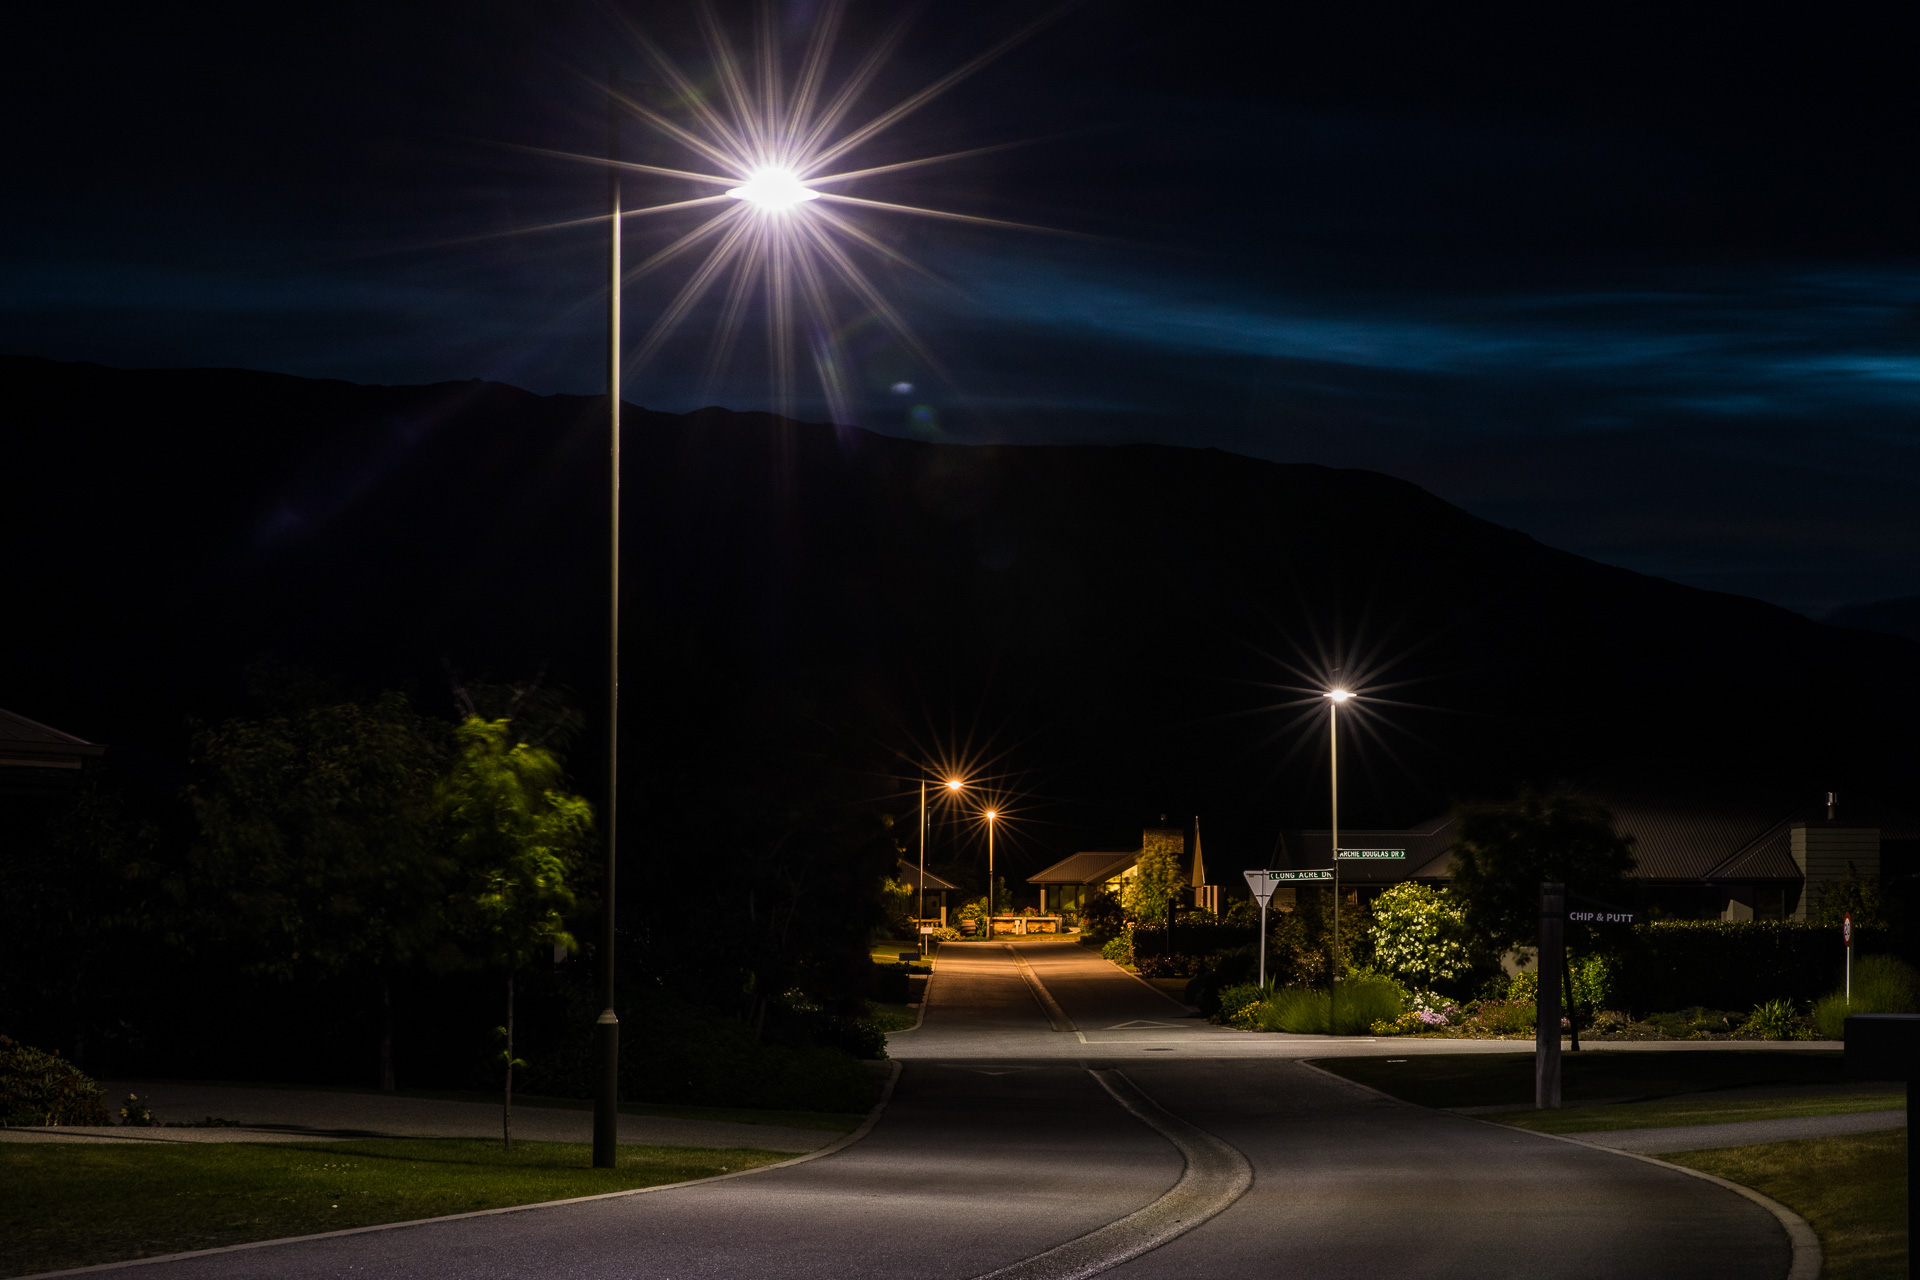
[83,940,1790,1279]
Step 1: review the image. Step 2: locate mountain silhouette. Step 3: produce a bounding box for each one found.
[7,355,1916,875]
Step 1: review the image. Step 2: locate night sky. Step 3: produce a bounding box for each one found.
[8,1,1919,615]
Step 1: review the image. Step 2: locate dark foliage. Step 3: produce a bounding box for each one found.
[0,1036,110,1127]
[1449,789,1637,953]
[1611,921,1899,1014]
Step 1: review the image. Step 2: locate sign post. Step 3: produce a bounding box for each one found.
[1844,912,1853,1002]
[1537,882,1564,1109]
[1244,870,1333,990]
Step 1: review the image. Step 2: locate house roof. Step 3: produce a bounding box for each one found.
[0,706,104,769]
[1293,786,1919,886]
[1028,850,1139,885]
[895,859,959,892]
[1287,815,1457,884]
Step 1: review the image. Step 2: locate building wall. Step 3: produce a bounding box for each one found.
[1788,824,1879,921]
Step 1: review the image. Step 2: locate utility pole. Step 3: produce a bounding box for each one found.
[592,68,622,1170]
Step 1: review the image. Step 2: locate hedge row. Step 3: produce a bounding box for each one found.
[1606,921,1895,1014]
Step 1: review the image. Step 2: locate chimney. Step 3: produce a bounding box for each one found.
[1826,791,1836,821]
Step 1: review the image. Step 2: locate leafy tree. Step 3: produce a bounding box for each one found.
[1448,788,1636,955]
[1808,868,1888,928]
[1123,834,1185,925]
[1368,882,1473,992]
[186,691,449,1089]
[439,716,592,1150]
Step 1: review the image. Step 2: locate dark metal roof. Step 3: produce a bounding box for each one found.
[1288,815,1457,884]
[1028,850,1138,885]
[1292,786,1918,886]
[0,706,103,768]
[895,859,959,892]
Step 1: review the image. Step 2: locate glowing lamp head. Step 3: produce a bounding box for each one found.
[946,778,965,791]
[1326,688,1353,703]
[984,810,998,822]
[727,167,819,210]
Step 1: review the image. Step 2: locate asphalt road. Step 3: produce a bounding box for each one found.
[77,940,1793,1280]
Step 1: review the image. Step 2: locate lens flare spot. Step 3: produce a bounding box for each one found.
[909,404,940,433]
[726,168,820,210]
[891,381,914,394]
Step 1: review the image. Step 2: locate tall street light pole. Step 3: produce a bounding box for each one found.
[985,810,998,940]
[592,69,622,1171]
[918,778,927,924]
[1326,687,1351,1035]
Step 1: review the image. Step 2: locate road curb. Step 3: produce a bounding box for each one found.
[1006,943,1078,1032]
[1295,1059,1822,1280]
[968,1068,1253,1280]
[20,1060,905,1279]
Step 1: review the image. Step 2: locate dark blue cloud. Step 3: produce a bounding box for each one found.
[5,2,1919,616]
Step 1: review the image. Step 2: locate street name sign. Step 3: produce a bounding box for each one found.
[1243,869,1332,905]
[1335,849,1406,860]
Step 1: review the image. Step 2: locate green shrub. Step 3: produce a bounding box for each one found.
[1213,983,1268,1028]
[871,963,912,1003]
[1811,955,1920,1039]
[1469,999,1536,1035]
[1740,999,1809,1041]
[1101,936,1133,965]
[1256,979,1402,1036]
[0,1037,110,1126]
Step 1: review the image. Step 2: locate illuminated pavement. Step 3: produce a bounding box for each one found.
[86,939,1795,1279]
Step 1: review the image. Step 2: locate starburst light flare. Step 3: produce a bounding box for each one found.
[574,1,1067,423]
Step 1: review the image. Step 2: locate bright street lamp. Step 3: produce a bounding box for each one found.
[984,809,999,939]
[915,774,967,928]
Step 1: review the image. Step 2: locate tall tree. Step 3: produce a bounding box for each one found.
[1123,834,1185,925]
[186,690,449,1089]
[1448,788,1637,955]
[440,716,592,1150]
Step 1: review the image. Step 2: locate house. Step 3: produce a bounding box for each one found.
[1026,814,1219,916]
[0,706,104,794]
[895,859,960,925]
[1279,787,1916,922]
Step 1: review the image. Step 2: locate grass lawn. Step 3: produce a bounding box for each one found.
[866,1002,919,1032]
[138,1081,864,1134]
[1317,1050,1851,1109]
[0,1137,790,1278]
[1668,1132,1907,1280]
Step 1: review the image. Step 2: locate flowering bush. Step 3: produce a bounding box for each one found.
[1101,936,1133,964]
[1369,883,1473,991]
[1371,1006,1459,1035]
[1214,983,1269,1029]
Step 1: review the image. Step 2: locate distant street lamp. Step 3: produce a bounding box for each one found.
[915,774,967,927]
[1326,688,1352,1036]
[984,809,999,939]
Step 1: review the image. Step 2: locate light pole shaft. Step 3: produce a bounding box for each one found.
[592,69,622,1170]
[1330,701,1339,1032]
[918,779,926,924]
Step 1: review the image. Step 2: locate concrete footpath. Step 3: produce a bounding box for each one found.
[1573,1108,1907,1154]
[0,1081,838,1152]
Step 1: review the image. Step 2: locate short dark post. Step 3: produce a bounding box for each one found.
[1844,1014,1918,1279]
[1536,882,1564,1109]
